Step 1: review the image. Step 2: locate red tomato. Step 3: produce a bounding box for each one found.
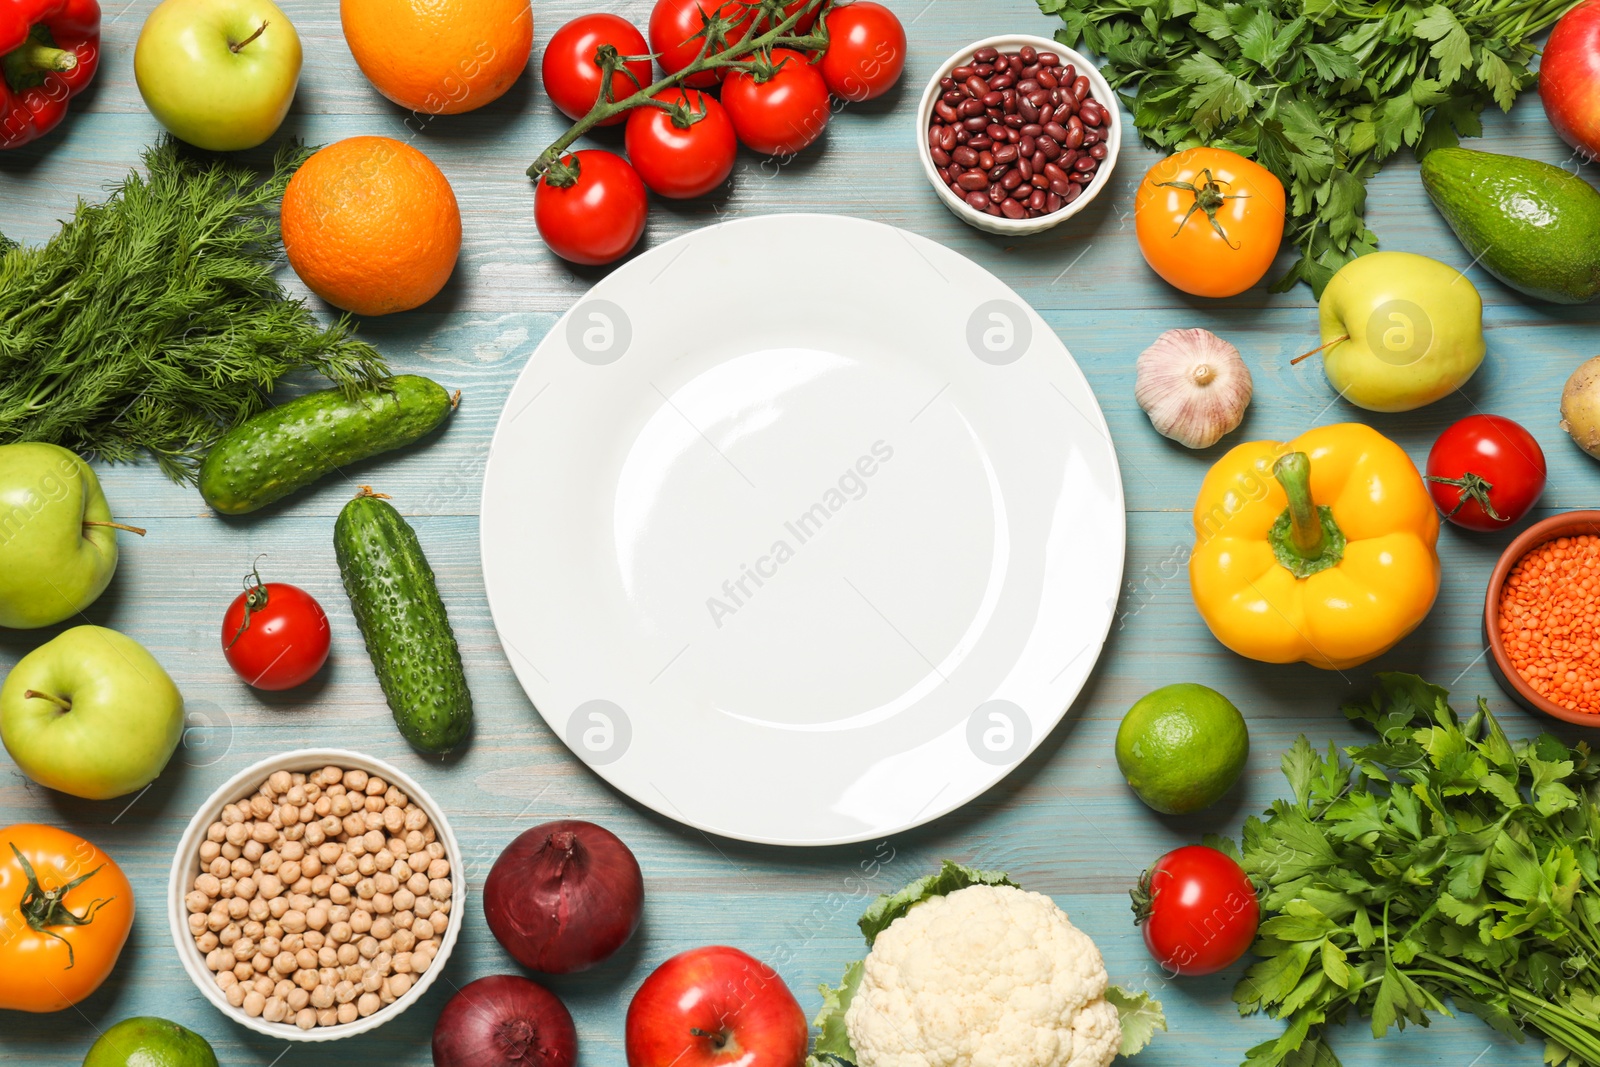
[624,89,737,199]
[1132,845,1259,977]
[650,0,753,88]
[722,49,831,156]
[1426,414,1548,531]
[817,2,906,102]
[221,573,330,691]
[535,150,649,266]
[542,14,653,126]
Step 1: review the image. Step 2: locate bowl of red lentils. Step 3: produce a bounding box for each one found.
[167,749,464,1041]
[1486,511,1600,726]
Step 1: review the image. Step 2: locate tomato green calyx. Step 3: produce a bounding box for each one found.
[227,555,271,650]
[543,155,583,189]
[1155,168,1248,249]
[592,43,652,106]
[23,690,71,712]
[1129,868,1155,926]
[528,0,832,178]
[1269,452,1345,578]
[1425,471,1504,522]
[11,844,112,971]
[228,20,269,54]
[740,47,793,84]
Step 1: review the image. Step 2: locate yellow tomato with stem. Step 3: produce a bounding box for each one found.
[1135,146,1286,298]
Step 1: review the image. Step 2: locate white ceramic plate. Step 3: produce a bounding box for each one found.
[481,214,1124,846]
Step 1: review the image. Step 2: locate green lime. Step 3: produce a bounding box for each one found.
[82,1018,218,1067]
[1115,682,1249,815]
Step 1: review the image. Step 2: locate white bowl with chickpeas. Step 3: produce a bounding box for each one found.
[168,749,464,1041]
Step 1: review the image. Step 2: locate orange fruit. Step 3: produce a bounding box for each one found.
[281,136,461,317]
[341,0,533,115]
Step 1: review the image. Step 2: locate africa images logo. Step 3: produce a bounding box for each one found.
[706,440,895,628]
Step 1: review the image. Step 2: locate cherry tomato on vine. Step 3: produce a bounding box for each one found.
[758,0,820,33]
[535,150,649,266]
[817,1,906,102]
[542,14,653,125]
[1134,146,1286,298]
[0,824,135,1012]
[1426,414,1547,531]
[1132,845,1259,977]
[722,49,831,156]
[625,89,737,199]
[650,0,753,87]
[221,564,331,690]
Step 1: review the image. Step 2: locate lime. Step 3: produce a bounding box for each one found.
[1115,682,1248,814]
[82,1018,218,1067]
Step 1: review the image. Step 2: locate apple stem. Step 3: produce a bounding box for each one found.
[82,520,147,537]
[1290,334,1349,366]
[23,690,72,713]
[230,21,269,54]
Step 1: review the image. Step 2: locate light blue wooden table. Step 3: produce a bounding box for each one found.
[3,1,1597,1064]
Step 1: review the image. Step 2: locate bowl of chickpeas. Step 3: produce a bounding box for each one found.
[168,749,464,1041]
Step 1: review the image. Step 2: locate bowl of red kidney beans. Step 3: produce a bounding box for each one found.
[918,34,1121,235]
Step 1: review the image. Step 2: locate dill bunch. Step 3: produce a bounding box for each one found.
[0,139,389,481]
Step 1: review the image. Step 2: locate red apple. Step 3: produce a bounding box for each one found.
[1541,0,1600,159]
[625,945,808,1067]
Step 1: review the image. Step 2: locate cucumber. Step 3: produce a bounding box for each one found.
[334,488,472,753]
[199,375,457,515]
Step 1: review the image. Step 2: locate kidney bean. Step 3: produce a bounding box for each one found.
[963,189,989,209]
[1017,154,1033,180]
[1041,160,1068,184]
[964,76,989,98]
[1031,172,1049,189]
[951,65,973,80]
[957,98,984,118]
[1000,198,1027,220]
[1037,135,1061,159]
[1057,148,1079,169]
[1089,143,1108,160]
[973,46,999,62]
[993,143,1017,163]
[974,63,993,76]
[1000,169,1023,190]
[1043,121,1069,143]
[1081,129,1098,147]
[983,123,1005,140]
[978,149,995,169]
[981,91,1003,108]
[946,162,964,181]
[1011,180,1032,198]
[1040,52,1059,66]
[1020,63,1040,79]
[1003,114,1024,129]
[931,147,950,167]
[1072,75,1090,100]
[942,90,964,107]
[962,115,989,131]
[985,203,1002,216]
[1048,177,1073,197]
[990,73,1015,90]
[950,127,965,146]
[1046,191,1063,212]
[935,101,959,124]
[1021,122,1043,136]
[1027,189,1046,211]
[1068,169,1090,183]
[1017,79,1040,94]
[956,169,988,191]
[966,134,992,149]
[952,145,978,167]
[1019,44,1037,63]
[992,54,1010,71]
[1038,103,1055,127]
[1073,155,1097,172]
[988,182,1005,203]
[1001,88,1017,109]
[1080,101,1103,127]
[940,75,956,89]
[1037,69,1058,90]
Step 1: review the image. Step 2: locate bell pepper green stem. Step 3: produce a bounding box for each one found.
[1274,452,1324,557]
[7,40,76,74]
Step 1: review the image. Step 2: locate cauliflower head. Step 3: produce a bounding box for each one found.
[843,884,1121,1067]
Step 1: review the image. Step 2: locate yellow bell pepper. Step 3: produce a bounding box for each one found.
[1189,423,1440,670]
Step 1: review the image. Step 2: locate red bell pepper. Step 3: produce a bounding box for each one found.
[1,0,99,149]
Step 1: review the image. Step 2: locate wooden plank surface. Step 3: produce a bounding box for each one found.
[3,0,1598,1064]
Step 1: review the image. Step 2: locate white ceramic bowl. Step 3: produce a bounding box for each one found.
[168,749,465,1042]
[916,33,1122,235]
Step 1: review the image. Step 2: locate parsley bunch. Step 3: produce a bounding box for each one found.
[1230,674,1600,1066]
[1037,0,1577,294]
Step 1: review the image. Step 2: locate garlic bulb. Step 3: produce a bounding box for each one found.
[1134,328,1253,449]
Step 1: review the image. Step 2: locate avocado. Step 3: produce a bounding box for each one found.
[1419,146,1600,304]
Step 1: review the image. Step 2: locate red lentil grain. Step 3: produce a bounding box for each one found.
[1499,535,1600,714]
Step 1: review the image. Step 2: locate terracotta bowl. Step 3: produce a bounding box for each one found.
[1484,510,1600,727]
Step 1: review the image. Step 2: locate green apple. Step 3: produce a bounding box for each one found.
[134,0,302,152]
[0,443,140,629]
[1,626,184,800]
[1315,251,1486,412]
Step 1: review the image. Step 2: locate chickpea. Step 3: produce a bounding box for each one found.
[226,984,247,1008]
[393,889,416,913]
[251,795,274,818]
[429,879,451,902]
[336,1003,359,1025]
[243,991,266,1017]
[229,857,252,881]
[329,905,351,924]
[287,987,310,1012]
[237,960,259,981]
[373,893,393,916]
[280,862,303,885]
[235,877,257,901]
[295,1007,317,1030]
[263,997,288,1023]
[358,936,379,961]
[199,840,222,863]
[216,970,239,992]
[314,796,333,817]
[251,822,277,844]
[345,769,368,792]
[227,897,249,920]
[331,795,353,818]
[413,897,434,921]
[404,825,426,849]
[337,943,360,967]
[301,856,323,879]
[220,842,242,861]
[318,945,339,968]
[411,918,434,942]
[330,883,352,907]
[274,978,294,999]
[407,855,430,878]
[356,877,377,900]
[189,914,209,937]
[374,849,395,874]
[269,897,290,919]
[207,821,228,842]
[350,910,373,935]
[280,804,301,827]
[282,910,307,934]
[232,936,253,958]
[295,969,319,992]
[273,952,297,975]
[363,810,385,831]
[357,992,380,1017]
[242,840,265,863]
[329,921,352,945]
[186,890,209,914]
[282,933,305,954]
[305,822,329,847]
[364,796,384,815]
[369,916,393,941]
[225,822,249,847]
[357,855,378,878]
[268,770,292,795]
[208,857,231,879]
[315,1007,339,1028]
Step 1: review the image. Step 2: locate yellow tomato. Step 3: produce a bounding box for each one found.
[1135,146,1286,298]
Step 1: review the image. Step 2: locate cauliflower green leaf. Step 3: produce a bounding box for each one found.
[857,860,1017,944]
[808,958,864,1066]
[1106,986,1168,1058]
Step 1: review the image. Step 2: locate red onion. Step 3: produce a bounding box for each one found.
[483,819,645,973]
[432,975,577,1067]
